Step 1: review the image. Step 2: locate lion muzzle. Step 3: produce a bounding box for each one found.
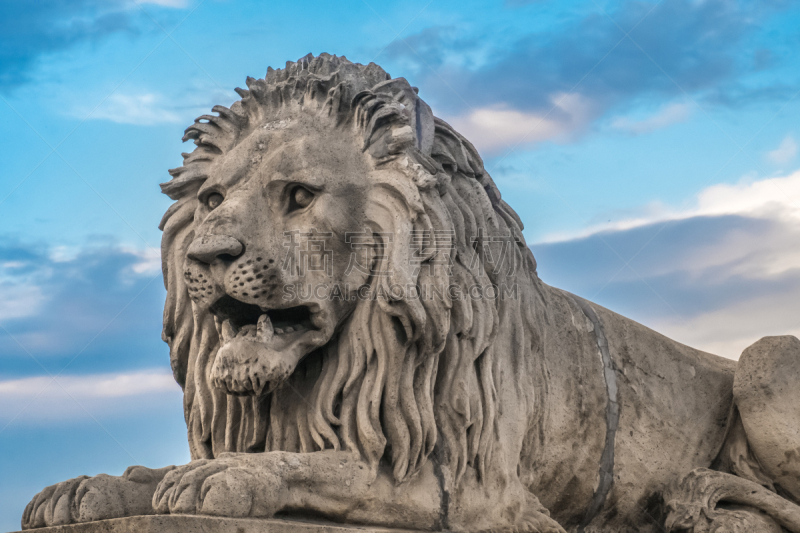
[186,234,244,264]
[210,305,318,396]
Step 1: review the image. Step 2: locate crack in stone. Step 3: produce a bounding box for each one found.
[570,295,619,532]
[431,446,451,531]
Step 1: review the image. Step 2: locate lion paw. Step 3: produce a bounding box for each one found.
[22,476,88,529]
[665,469,786,533]
[199,468,263,516]
[153,459,227,514]
[21,467,167,529]
[153,458,283,518]
[665,503,783,533]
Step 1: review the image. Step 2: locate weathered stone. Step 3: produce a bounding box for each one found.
[734,336,800,500]
[10,515,416,533]
[18,53,800,533]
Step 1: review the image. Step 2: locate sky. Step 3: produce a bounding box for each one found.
[1,0,799,529]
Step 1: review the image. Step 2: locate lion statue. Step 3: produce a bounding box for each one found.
[21,54,800,533]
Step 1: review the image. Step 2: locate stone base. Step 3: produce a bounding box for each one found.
[9,515,417,533]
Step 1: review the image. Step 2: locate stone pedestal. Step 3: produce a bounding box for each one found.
[9,516,416,533]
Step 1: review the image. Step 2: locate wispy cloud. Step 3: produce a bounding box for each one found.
[542,168,800,242]
[124,246,161,274]
[534,214,800,358]
[88,92,183,125]
[611,102,692,135]
[767,135,798,165]
[651,285,800,359]
[0,370,177,398]
[0,0,191,92]
[0,237,167,369]
[0,259,47,321]
[66,80,236,126]
[384,0,795,150]
[0,369,180,422]
[0,283,45,322]
[449,93,596,153]
[532,168,800,359]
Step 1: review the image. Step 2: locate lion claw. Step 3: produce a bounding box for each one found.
[153,459,234,515]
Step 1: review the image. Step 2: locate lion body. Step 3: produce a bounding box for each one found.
[150,53,800,532]
[521,287,736,530]
[22,53,800,533]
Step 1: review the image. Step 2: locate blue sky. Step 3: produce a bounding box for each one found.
[1,0,799,529]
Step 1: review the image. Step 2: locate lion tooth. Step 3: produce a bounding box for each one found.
[284,326,294,333]
[274,327,284,335]
[221,319,237,343]
[311,310,326,330]
[257,314,273,342]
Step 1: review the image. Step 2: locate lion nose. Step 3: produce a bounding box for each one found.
[187,235,244,264]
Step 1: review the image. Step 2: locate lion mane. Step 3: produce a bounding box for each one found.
[159,53,548,485]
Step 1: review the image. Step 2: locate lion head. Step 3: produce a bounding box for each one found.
[160,53,545,485]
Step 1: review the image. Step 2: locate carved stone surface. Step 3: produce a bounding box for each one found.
[17,53,800,533]
[10,515,416,533]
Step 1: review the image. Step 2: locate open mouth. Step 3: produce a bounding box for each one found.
[208,294,329,396]
[207,294,333,396]
[210,295,316,338]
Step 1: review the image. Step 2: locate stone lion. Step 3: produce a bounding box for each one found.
[22,54,800,532]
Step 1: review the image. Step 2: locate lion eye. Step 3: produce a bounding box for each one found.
[289,186,314,212]
[206,192,224,210]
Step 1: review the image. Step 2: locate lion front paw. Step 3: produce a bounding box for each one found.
[153,459,227,515]
[153,457,283,518]
[200,467,268,517]
[22,476,88,529]
[21,467,166,529]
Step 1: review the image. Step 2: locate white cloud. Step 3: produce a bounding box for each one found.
[448,93,596,153]
[652,286,800,360]
[90,93,182,126]
[0,243,161,335]
[767,135,797,165]
[70,80,236,127]
[122,246,162,275]
[611,102,692,135]
[49,245,80,262]
[449,98,691,153]
[0,370,181,422]
[543,168,800,244]
[534,167,800,360]
[0,261,46,321]
[694,171,800,220]
[0,370,177,398]
[0,283,45,321]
